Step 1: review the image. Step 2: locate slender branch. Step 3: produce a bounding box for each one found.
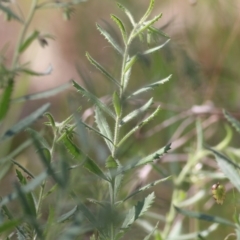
[11,0,39,69]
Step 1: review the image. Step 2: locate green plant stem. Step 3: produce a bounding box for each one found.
[11,0,38,69]
[34,129,57,240]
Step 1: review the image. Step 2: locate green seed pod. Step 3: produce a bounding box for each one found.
[212,182,225,204]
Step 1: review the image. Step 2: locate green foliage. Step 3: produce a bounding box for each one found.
[0,1,174,239]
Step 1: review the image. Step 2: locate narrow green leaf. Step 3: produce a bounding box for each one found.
[124,55,137,74]
[44,112,56,128]
[111,14,127,44]
[0,219,22,234]
[84,157,109,181]
[142,39,170,55]
[12,82,71,103]
[114,173,123,202]
[127,75,172,99]
[122,62,132,91]
[96,23,123,54]
[121,98,153,125]
[143,222,159,240]
[61,135,82,159]
[120,193,155,233]
[0,103,50,142]
[136,143,171,166]
[78,120,114,144]
[224,110,240,133]
[123,176,171,202]
[174,206,235,227]
[112,91,121,117]
[208,147,240,192]
[18,65,52,76]
[19,31,39,53]
[139,0,155,23]
[15,170,37,217]
[72,80,115,119]
[116,3,135,26]
[0,3,24,23]
[85,52,120,87]
[95,107,113,152]
[30,130,64,187]
[148,25,170,38]
[0,78,13,121]
[26,128,50,149]
[118,106,162,147]
[117,143,171,175]
[57,206,78,223]
[133,14,162,39]
[14,184,34,218]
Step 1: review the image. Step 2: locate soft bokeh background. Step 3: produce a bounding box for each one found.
[1,0,240,239]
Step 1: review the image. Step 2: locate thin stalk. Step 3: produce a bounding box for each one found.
[109,23,144,240]
[34,130,57,240]
[11,0,38,69]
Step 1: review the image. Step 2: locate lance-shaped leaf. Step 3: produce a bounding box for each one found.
[112,91,121,117]
[116,143,171,176]
[12,82,71,103]
[15,183,43,237]
[142,39,170,55]
[0,219,22,235]
[96,23,123,55]
[116,193,155,238]
[118,106,161,147]
[116,3,135,26]
[111,14,127,45]
[72,80,115,119]
[15,169,37,217]
[174,206,235,227]
[86,52,120,87]
[124,55,137,74]
[84,156,109,181]
[0,103,50,142]
[133,13,162,39]
[0,78,13,121]
[0,3,24,23]
[19,31,39,53]
[208,147,240,192]
[121,98,153,125]
[95,107,113,152]
[57,205,78,223]
[79,120,114,145]
[18,65,52,76]
[127,75,171,99]
[139,0,155,24]
[223,110,240,133]
[148,25,169,38]
[61,135,82,159]
[136,143,171,166]
[123,176,171,202]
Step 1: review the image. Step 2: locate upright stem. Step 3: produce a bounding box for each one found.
[11,0,38,69]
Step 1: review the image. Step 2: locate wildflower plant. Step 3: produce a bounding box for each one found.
[0,0,172,239]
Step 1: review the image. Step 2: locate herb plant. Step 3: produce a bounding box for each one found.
[0,0,173,239]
